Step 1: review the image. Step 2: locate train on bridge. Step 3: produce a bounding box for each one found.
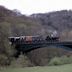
[8,34,72,56]
[8,34,59,45]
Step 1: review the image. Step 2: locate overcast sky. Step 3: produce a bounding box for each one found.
[0,0,72,15]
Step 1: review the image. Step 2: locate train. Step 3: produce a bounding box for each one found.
[8,34,59,45]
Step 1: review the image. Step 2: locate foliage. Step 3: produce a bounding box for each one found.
[0,6,44,67]
[48,56,72,66]
[27,46,72,66]
[0,22,14,66]
[10,54,34,67]
[0,54,10,66]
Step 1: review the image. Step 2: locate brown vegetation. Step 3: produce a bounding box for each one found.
[27,46,72,66]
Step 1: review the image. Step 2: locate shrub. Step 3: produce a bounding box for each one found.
[48,56,72,66]
[48,57,63,65]
[61,56,72,64]
[0,54,10,66]
[10,53,34,67]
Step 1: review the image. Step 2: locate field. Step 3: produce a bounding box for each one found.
[0,64,72,72]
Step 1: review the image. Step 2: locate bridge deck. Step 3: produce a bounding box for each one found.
[16,41,72,45]
[13,41,72,52]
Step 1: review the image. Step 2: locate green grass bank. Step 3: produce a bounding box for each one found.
[1,64,72,72]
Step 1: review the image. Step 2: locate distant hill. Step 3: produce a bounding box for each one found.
[31,10,72,41]
[0,6,44,36]
[31,10,72,31]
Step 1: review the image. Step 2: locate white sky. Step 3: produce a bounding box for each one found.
[0,0,72,15]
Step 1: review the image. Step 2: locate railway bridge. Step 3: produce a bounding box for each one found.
[8,36,72,53]
[13,41,72,52]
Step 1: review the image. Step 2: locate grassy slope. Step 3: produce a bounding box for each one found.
[1,64,72,72]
